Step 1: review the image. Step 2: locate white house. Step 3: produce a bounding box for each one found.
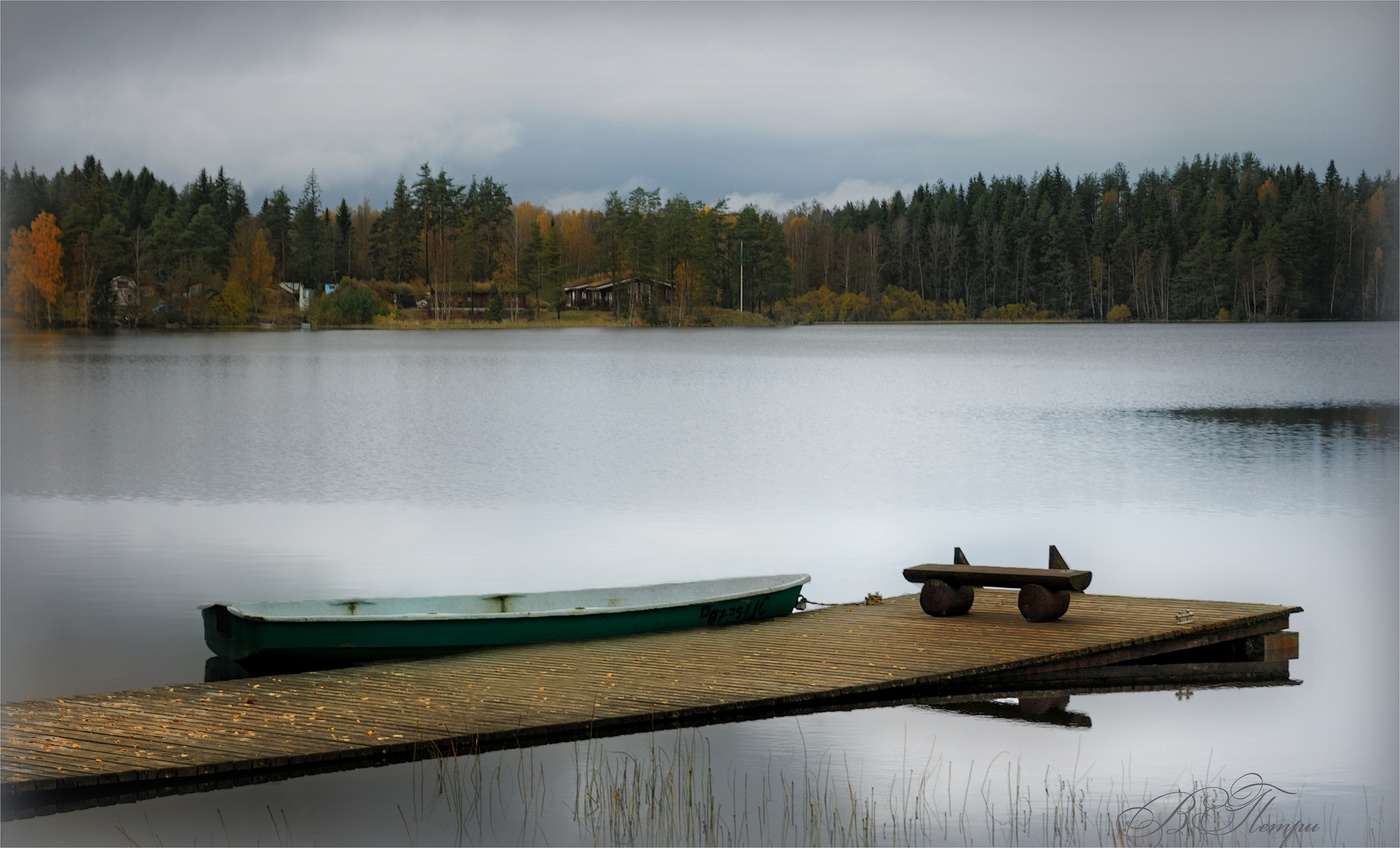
[279,282,339,311]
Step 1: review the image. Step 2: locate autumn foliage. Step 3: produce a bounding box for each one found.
[6,211,63,324]
[1,152,1396,328]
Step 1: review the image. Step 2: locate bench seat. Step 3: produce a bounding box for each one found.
[902,564,1093,593]
[904,548,1093,622]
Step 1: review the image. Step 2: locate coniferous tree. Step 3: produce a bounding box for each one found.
[293,170,330,286]
[259,188,293,282]
[335,198,353,280]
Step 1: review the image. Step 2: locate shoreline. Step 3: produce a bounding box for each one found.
[4,314,1373,334]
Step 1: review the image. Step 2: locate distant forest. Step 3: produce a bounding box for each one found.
[2,152,1395,327]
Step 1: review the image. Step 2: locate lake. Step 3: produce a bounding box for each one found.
[2,323,1397,845]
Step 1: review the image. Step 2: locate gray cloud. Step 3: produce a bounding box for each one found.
[3,2,1395,211]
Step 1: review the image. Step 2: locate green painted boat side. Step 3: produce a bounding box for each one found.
[201,574,810,663]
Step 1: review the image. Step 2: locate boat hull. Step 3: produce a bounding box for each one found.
[201,574,809,664]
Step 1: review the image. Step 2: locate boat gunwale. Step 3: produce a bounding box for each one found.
[200,573,811,623]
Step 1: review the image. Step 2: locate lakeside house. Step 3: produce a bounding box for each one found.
[279,282,339,310]
[110,275,140,307]
[564,276,674,311]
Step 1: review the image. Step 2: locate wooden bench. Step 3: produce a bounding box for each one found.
[902,546,1092,622]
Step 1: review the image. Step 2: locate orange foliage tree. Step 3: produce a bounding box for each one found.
[6,211,64,326]
[558,209,596,279]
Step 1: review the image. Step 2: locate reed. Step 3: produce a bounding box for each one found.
[111,728,1392,846]
[395,729,1389,847]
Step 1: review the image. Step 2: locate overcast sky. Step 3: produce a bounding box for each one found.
[2,1,1396,213]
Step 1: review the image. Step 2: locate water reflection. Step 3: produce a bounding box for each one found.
[923,694,1093,728]
[3,325,1395,844]
[1161,403,1399,442]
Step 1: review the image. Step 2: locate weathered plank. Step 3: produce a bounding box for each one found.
[2,590,1299,819]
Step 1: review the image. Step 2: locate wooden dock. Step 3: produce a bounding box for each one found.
[1,590,1300,820]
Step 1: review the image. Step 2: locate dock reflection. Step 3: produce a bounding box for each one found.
[921,693,1092,728]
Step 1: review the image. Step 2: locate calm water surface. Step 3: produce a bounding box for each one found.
[3,323,1397,845]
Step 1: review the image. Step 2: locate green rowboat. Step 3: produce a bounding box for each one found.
[201,573,811,664]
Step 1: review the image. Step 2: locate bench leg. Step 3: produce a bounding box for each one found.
[920,579,975,616]
[1018,584,1072,622]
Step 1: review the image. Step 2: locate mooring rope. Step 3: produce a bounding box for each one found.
[796,592,884,610]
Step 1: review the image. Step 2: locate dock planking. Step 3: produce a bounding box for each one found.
[2,589,1299,819]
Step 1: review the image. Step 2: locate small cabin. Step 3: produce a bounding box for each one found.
[564,277,673,311]
[110,276,140,307]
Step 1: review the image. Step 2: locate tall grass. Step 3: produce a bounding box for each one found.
[109,727,1388,846]
[391,729,1386,847]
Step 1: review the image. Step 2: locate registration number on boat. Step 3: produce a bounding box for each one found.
[699,597,770,626]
